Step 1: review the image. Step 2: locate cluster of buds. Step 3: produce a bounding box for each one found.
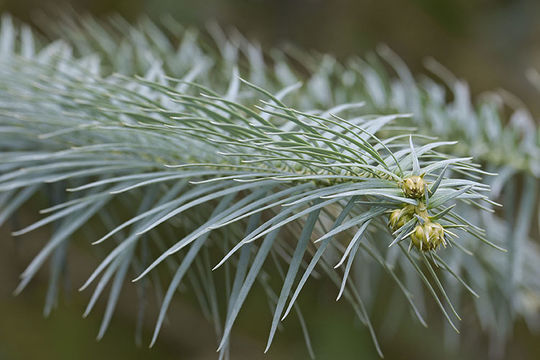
[387,175,447,252]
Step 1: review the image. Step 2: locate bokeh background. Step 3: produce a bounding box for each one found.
[1,1,539,359]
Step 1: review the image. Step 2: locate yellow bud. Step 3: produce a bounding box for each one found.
[426,222,446,248]
[410,225,425,250]
[396,212,413,229]
[410,221,446,251]
[388,206,415,232]
[402,176,425,199]
[389,209,401,230]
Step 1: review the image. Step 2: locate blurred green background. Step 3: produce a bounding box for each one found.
[2,0,540,111]
[1,1,539,359]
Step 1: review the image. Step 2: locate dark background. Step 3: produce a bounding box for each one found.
[1,1,539,359]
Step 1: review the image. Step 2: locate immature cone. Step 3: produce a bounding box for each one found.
[402,175,425,199]
[410,221,446,251]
